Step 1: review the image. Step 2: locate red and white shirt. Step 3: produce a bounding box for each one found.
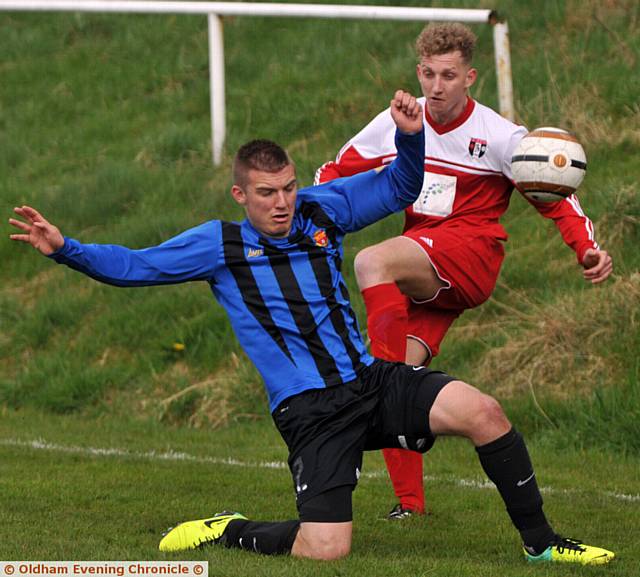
[315,97,598,263]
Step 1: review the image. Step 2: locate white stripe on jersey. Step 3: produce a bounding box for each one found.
[380,154,503,176]
[567,194,597,244]
[335,140,353,164]
[566,194,585,216]
[314,162,331,185]
[426,156,504,176]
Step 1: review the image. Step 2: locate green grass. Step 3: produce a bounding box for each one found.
[0,1,639,570]
[1,3,638,428]
[1,409,638,574]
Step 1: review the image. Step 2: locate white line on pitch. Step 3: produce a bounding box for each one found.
[1,436,638,503]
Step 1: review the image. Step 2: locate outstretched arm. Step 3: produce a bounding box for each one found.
[10,205,221,287]
[523,195,613,285]
[9,206,64,255]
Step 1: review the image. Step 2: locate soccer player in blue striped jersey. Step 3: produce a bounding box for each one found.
[9,91,614,565]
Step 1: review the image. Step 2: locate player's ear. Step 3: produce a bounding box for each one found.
[465,67,478,89]
[230,184,247,206]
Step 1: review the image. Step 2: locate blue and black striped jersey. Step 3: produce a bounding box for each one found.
[50,129,425,411]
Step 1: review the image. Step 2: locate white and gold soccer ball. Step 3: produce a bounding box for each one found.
[511,127,587,202]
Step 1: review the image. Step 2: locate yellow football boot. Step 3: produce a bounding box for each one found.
[159,511,247,552]
[524,536,615,565]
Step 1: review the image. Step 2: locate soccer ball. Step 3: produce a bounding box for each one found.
[511,127,587,202]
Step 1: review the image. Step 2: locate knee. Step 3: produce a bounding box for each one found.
[472,394,510,439]
[292,526,352,561]
[301,536,351,561]
[314,538,351,561]
[354,245,390,288]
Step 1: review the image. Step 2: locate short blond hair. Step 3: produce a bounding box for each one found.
[416,23,476,64]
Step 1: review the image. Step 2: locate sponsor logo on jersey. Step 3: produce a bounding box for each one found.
[246,247,264,258]
[427,182,445,196]
[313,229,329,247]
[414,172,457,217]
[469,137,487,158]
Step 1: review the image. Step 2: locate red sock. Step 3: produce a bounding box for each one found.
[382,448,425,513]
[361,283,425,514]
[361,283,408,362]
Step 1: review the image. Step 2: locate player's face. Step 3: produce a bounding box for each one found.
[416,51,477,125]
[231,164,298,238]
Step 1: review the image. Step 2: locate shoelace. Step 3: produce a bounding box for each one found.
[553,537,587,555]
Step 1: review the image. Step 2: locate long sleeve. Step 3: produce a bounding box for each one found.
[48,220,222,286]
[304,128,425,233]
[314,106,399,184]
[314,148,387,184]
[524,193,599,263]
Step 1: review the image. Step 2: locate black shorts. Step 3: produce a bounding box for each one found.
[272,359,454,522]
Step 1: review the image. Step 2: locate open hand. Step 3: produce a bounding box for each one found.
[390,90,423,135]
[582,248,613,284]
[9,206,64,256]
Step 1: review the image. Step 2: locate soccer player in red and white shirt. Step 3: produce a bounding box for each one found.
[315,23,613,520]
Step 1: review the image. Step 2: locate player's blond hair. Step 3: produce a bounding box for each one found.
[415,23,476,64]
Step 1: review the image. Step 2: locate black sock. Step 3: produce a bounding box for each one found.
[222,519,300,555]
[476,427,555,552]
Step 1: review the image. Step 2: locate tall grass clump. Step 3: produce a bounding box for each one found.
[476,274,639,399]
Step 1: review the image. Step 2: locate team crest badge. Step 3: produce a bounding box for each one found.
[313,229,329,247]
[469,138,487,158]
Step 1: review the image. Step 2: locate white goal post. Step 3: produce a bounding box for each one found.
[0,1,514,165]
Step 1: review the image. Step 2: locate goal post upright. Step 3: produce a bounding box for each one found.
[491,18,515,124]
[208,13,225,167]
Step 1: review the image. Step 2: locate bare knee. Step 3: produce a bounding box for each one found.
[293,535,350,561]
[429,380,511,445]
[354,245,392,289]
[470,394,511,445]
[313,539,351,561]
[291,522,352,560]
[355,238,446,299]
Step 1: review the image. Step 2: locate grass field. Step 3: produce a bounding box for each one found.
[1,0,639,573]
[1,409,638,575]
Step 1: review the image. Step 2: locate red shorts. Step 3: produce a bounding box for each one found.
[402,227,505,358]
